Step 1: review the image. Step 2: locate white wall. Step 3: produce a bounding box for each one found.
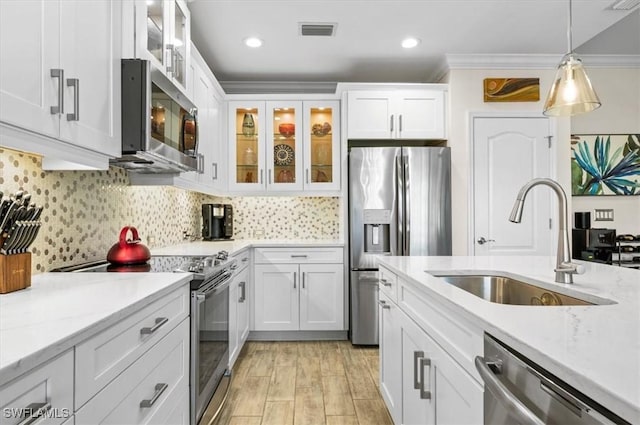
[447,68,571,255]
[571,67,640,234]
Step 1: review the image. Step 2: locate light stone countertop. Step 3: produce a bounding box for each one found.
[0,272,192,385]
[378,255,640,424]
[152,239,345,257]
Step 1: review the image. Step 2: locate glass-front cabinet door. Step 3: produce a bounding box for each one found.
[303,101,340,191]
[137,0,190,91]
[145,0,166,66]
[229,101,265,191]
[266,101,303,191]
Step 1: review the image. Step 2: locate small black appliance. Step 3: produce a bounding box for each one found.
[572,228,616,264]
[574,211,591,229]
[202,204,233,240]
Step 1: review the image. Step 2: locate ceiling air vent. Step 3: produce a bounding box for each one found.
[299,23,337,37]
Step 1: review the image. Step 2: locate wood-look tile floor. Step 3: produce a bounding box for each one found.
[213,341,393,425]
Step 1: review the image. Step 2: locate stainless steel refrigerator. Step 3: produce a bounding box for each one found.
[349,146,451,344]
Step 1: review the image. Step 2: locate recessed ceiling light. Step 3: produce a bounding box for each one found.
[401,37,420,49]
[244,37,263,48]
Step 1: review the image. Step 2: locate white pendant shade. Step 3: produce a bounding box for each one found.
[543,54,601,116]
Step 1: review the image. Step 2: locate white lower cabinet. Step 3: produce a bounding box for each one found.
[253,247,344,332]
[229,254,251,367]
[379,291,402,425]
[76,318,189,424]
[379,271,483,425]
[0,350,74,425]
[0,285,190,425]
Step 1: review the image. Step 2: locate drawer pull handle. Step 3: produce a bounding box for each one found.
[140,383,168,408]
[17,402,51,425]
[140,317,169,335]
[242,257,249,262]
[380,278,392,287]
[291,255,308,258]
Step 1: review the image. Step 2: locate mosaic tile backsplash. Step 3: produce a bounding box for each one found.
[0,148,341,274]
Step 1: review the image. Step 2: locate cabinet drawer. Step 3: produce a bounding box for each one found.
[0,350,73,425]
[233,248,251,271]
[75,318,189,425]
[379,266,398,303]
[254,247,343,264]
[398,278,483,381]
[75,285,189,408]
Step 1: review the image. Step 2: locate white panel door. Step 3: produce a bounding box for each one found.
[473,117,553,256]
[299,264,343,331]
[254,264,299,331]
[59,0,121,157]
[347,91,394,139]
[395,90,445,139]
[379,292,402,425]
[0,0,60,138]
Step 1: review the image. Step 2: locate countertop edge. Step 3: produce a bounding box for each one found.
[0,274,192,386]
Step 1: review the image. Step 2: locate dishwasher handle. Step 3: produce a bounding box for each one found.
[475,356,545,425]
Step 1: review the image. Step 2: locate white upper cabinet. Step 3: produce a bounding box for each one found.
[347,88,446,140]
[135,0,190,93]
[0,0,122,169]
[228,99,341,194]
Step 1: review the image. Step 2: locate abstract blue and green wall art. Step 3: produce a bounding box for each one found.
[571,134,640,196]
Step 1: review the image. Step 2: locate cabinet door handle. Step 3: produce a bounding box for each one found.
[16,401,51,425]
[66,78,79,121]
[212,163,218,180]
[380,278,392,287]
[239,281,246,302]
[399,114,403,133]
[290,254,308,258]
[306,168,310,184]
[260,169,263,184]
[140,317,169,335]
[165,44,174,73]
[140,383,168,408]
[413,351,424,389]
[269,169,272,184]
[302,272,305,289]
[378,300,390,309]
[50,69,64,115]
[419,357,432,399]
[390,114,394,133]
[293,272,297,289]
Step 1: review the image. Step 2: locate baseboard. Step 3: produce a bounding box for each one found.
[248,330,348,341]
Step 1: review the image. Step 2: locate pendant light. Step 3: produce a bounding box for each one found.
[543,0,601,116]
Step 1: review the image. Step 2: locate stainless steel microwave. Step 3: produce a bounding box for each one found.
[112,59,199,173]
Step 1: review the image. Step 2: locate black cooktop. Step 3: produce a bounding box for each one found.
[51,256,198,273]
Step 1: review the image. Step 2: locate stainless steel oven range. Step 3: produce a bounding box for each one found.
[52,251,237,425]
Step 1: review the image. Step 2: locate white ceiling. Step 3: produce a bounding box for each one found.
[188,1,640,86]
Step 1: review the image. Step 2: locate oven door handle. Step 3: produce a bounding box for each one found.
[198,277,232,297]
[475,356,545,425]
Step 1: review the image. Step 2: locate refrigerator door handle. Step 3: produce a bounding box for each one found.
[404,155,410,255]
[396,155,404,254]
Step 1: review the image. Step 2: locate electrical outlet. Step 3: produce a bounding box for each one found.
[594,209,614,221]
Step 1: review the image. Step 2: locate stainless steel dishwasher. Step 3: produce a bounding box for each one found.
[475,333,630,425]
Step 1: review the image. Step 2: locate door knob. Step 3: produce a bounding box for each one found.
[477,237,495,245]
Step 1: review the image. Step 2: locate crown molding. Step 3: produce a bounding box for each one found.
[446,53,640,70]
[220,81,337,94]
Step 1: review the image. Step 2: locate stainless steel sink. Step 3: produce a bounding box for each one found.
[430,274,606,306]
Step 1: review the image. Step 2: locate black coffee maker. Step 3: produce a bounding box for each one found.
[202,204,233,240]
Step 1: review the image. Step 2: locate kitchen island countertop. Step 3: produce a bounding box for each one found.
[0,272,192,385]
[378,255,640,424]
[152,239,345,257]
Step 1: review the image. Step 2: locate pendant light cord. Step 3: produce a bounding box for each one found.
[568,0,573,53]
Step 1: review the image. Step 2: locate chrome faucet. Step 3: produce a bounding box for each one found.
[509,178,584,284]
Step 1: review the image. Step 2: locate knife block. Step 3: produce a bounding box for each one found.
[0,252,31,294]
